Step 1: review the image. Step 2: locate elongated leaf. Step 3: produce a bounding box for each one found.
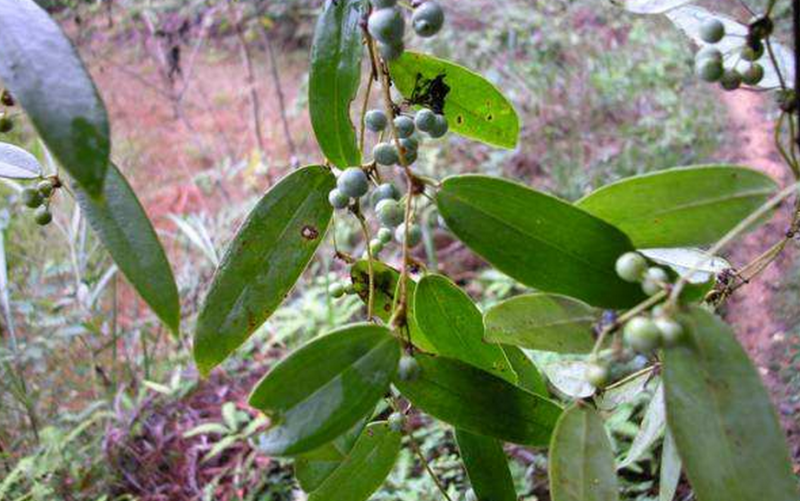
[75,163,179,333]
[456,429,517,501]
[414,274,515,382]
[544,360,596,399]
[640,248,729,285]
[613,0,692,14]
[437,175,643,308]
[0,143,41,179]
[195,166,335,374]
[659,430,681,501]
[577,166,777,248]
[250,324,400,456]
[502,346,548,396]
[309,0,363,168]
[394,354,561,446]
[549,405,620,501]
[308,422,401,501]
[390,52,519,149]
[663,307,798,501]
[484,293,598,353]
[295,419,367,492]
[619,383,665,469]
[350,260,435,352]
[0,0,109,195]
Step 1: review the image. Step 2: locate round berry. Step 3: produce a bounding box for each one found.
[21,187,43,208]
[378,227,393,244]
[742,63,764,85]
[720,69,742,91]
[397,142,418,165]
[428,114,448,138]
[397,354,421,381]
[642,267,669,296]
[696,46,723,62]
[655,316,684,347]
[337,168,369,198]
[400,136,419,152]
[378,41,405,62]
[369,238,384,255]
[395,223,422,247]
[373,142,399,166]
[585,361,609,389]
[623,316,662,353]
[388,412,405,432]
[741,40,764,61]
[0,116,13,133]
[695,57,724,83]
[615,252,647,283]
[328,188,350,210]
[371,0,397,8]
[329,282,345,298]
[777,89,798,113]
[371,182,401,206]
[700,19,725,44]
[368,7,405,46]
[366,109,388,132]
[376,199,405,228]
[749,16,773,40]
[412,1,444,37]
[464,488,478,501]
[1,90,13,107]
[37,179,54,197]
[415,109,437,132]
[33,206,52,226]
[394,115,415,138]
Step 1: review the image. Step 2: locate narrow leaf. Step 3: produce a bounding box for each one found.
[195,166,335,375]
[0,0,109,195]
[613,0,693,14]
[659,430,681,501]
[619,383,665,469]
[437,175,644,308]
[249,324,400,456]
[456,429,517,501]
[0,142,42,179]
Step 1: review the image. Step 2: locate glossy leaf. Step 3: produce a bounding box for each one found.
[0,0,109,195]
[394,354,562,446]
[663,307,798,501]
[619,383,665,469]
[390,52,519,148]
[307,422,401,501]
[577,166,777,248]
[414,274,515,382]
[75,163,179,333]
[0,142,42,179]
[484,293,598,353]
[309,0,363,168]
[437,176,644,308]
[456,429,517,501]
[295,419,368,492]
[640,248,730,284]
[502,346,548,396]
[549,405,620,501]
[250,324,400,456]
[614,0,692,13]
[659,430,681,501]
[195,166,335,374]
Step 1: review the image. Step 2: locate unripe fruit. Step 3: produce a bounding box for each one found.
[720,69,742,91]
[394,115,415,138]
[371,182,401,206]
[397,143,418,164]
[371,0,397,8]
[623,316,661,353]
[0,90,13,107]
[376,199,405,228]
[412,1,445,38]
[378,41,405,62]
[21,187,43,208]
[585,361,609,388]
[740,40,764,61]
[37,180,54,197]
[337,168,369,198]
[400,136,419,152]
[368,7,405,46]
[741,63,764,85]
[378,227,393,244]
[428,114,448,138]
[369,238,384,255]
[33,206,52,226]
[366,109,388,132]
[397,355,421,381]
[642,266,669,296]
[749,15,773,40]
[615,252,647,283]
[464,488,478,501]
[388,412,405,432]
[696,46,723,62]
[415,109,437,132]
[0,116,13,133]
[328,188,350,209]
[395,223,422,247]
[655,316,684,347]
[700,19,725,44]
[329,282,345,298]
[695,57,723,83]
[777,89,798,113]
[373,142,399,166]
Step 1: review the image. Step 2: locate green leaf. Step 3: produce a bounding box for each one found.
[0,142,42,179]
[619,383,665,469]
[596,372,658,412]
[614,0,693,14]
[577,166,777,248]
[640,248,730,285]
[414,274,515,382]
[389,52,519,149]
[194,166,335,374]
[307,422,401,501]
[549,405,620,501]
[309,0,363,168]
[249,324,400,456]
[456,429,517,501]
[484,293,598,353]
[394,354,561,446]
[659,430,681,501]
[502,345,548,396]
[75,163,179,333]
[350,260,435,352]
[437,175,643,308]
[543,360,596,399]
[663,307,798,501]
[295,419,367,492]
[0,0,109,196]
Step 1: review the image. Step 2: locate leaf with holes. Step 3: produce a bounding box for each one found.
[194,166,335,375]
[456,429,517,501]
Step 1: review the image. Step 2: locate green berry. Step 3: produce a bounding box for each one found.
[37,179,54,197]
[366,109,388,132]
[0,116,13,133]
[700,19,725,44]
[395,223,422,247]
[696,46,723,62]
[615,252,647,283]
[378,41,405,62]
[695,57,724,83]
[415,109,437,132]
[329,282,346,298]
[368,7,405,46]
[642,267,669,296]
[400,136,419,152]
[1,90,13,107]
[337,168,369,198]
[388,412,405,432]
[655,316,684,347]
[371,182,401,206]
[369,238,384,255]
[33,206,52,226]
[720,69,742,91]
[398,355,421,381]
[585,362,609,388]
[464,488,478,501]
[394,116,415,138]
[376,199,405,228]
[378,227,393,244]
[412,1,444,38]
[21,187,43,208]
[344,283,356,295]
[397,142,418,165]
[741,39,764,62]
[373,142,399,166]
[741,63,764,85]
[777,89,798,113]
[371,0,397,8]
[428,114,448,138]
[623,316,661,353]
[328,188,350,209]
[749,16,773,40]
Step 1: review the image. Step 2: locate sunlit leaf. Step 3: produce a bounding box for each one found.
[640,248,729,284]
[543,360,596,399]
[0,142,41,179]
[612,0,693,14]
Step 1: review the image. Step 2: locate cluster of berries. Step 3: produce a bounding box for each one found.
[20,178,56,226]
[367,0,445,61]
[694,16,769,89]
[0,89,15,133]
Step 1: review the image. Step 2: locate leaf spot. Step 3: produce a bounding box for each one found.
[301,226,319,240]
